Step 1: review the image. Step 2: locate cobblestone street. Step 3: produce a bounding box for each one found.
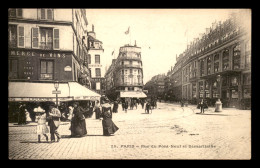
[8,102,251,160]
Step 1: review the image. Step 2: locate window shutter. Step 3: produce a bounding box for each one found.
[17,8,22,17]
[18,26,24,48]
[8,8,16,17]
[47,9,53,20]
[41,9,46,19]
[53,28,60,50]
[32,27,39,48]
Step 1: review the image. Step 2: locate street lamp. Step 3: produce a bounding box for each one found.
[54,81,59,106]
[215,75,222,112]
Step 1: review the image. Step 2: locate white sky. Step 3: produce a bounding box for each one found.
[85,9,240,84]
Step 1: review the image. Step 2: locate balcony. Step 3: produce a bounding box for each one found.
[118,56,141,61]
[117,64,142,69]
[39,42,53,50]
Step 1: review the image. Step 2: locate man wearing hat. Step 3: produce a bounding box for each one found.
[48,103,61,142]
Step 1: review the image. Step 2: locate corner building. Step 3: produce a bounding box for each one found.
[8,8,101,122]
[105,44,146,100]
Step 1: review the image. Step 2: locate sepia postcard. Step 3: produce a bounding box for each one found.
[8,8,251,160]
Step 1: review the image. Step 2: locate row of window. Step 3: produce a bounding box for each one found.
[8,25,60,50]
[9,59,94,81]
[9,8,54,20]
[120,60,142,66]
[89,68,101,78]
[8,59,54,80]
[121,69,141,75]
[87,54,100,64]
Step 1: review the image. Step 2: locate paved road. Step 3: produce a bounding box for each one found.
[8,102,251,160]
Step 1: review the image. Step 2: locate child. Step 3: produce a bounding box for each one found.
[35,112,49,143]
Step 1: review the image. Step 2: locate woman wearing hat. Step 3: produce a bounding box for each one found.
[100,99,119,136]
[70,102,87,137]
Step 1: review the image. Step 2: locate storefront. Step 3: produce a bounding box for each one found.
[8,81,101,122]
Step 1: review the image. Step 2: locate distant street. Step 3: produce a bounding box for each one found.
[8,102,251,160]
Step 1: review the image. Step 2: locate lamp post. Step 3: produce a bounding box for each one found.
[215,75,222,112]
[54,81,59,106]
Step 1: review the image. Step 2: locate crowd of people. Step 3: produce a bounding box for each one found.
[12,96,161,143]
[14,96,121,143]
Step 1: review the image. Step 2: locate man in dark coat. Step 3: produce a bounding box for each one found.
[141,99,145,109]
[18,103,27,125]
[198,99,208,113]
[48,104,61,142]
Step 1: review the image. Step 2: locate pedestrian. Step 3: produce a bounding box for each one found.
[141,99,144,109]
[145,101,151,114]
[94,100,101,119]
[122,99,125,111]
[47,104,61,143]
[198,99,207,113]
[18,103,26,125]
[68,106,73,121]
[35,111,49,143]
[100,99,119,136]
[125,100,128,113]
[25,109,32,124]
[59,102,69,121]
[70,102,87,137]
[130,99,134,110]
[112,100,119,113]
[134,99,137,109]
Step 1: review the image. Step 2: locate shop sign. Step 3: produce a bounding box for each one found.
[9,49,66,58]
[64,66,72,71]
[8,97,72,102]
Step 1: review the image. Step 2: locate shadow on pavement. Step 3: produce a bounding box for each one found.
[60,135,104,138]
[195,113,229,116]
[9,124,36,127]
[20,141,49,144]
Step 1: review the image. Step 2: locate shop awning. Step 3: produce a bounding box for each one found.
[8,81,100,102]
[120,91,147,98]
[68,82,101,101]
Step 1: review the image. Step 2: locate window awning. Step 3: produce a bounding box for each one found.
[8,81,100,102]
[120,91,147,98]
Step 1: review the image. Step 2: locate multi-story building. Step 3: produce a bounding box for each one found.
[144,74,165,99]
[164,56,183,102]
[87,25,105,95]
[105,44,146,100]
[8,8,100,121]
[166,11,251,109]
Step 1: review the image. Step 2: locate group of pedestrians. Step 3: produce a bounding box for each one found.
[34,97,120,143]
[35,103,61,143]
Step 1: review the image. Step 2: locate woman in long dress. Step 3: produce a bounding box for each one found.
[70,102,87,137]
[94,100,101,119]
[112,101,118,113]
[100,100,119,136]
